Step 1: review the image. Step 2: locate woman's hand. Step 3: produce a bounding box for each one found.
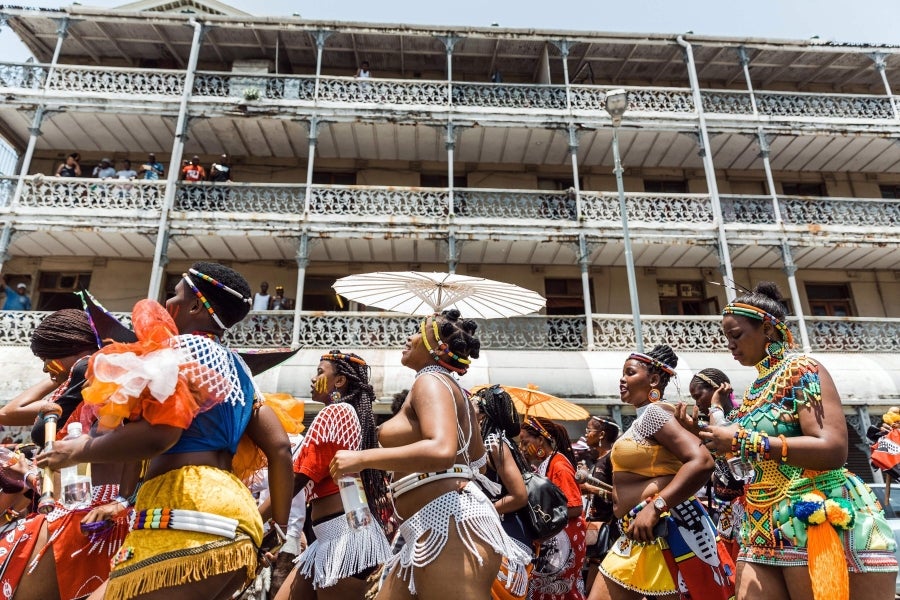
[626,504,662,544]
[698,423,740,456]
[81,499,126,525]
[711,383,733,410]
[34,435,89,470]
[329,450,363,481]
[674,403,702,436]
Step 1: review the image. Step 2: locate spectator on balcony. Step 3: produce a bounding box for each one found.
[116,159,137,180]
[253,281,271,311]
[209,154,232,208]
[491,69,503,83]
[140,153,164,180]
[55,152,81,177]
[92,157,116,179]
[181,155,207,208]
[270,285,294,310]
[355,61,371,78]
[1,279,32,311]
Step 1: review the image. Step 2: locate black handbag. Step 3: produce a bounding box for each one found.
[516,470,569,542]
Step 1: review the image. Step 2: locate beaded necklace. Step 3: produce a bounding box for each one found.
[735,354,789,418]
[416,364,452,379]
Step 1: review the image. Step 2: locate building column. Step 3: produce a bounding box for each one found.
[291,230,309,349]
[554,40,582,221]
[447,231,460,274]
[871,53,899,120]
[780,242,812,353]
[446,122,456,217]
[312,30,331,102]
[148,19,205,301]
[0,223,11,274]
[677,36,736,301]
[303,118,319,215]
[578,234,596,350]
[10,16,70,210]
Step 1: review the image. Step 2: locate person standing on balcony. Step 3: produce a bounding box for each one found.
[355,61,371,78]
[140,153,164,180]
[253,282,271,311]
[329,310,530,600]
[1,279,32,310]
[55,152,81,177]
[180,155,207,209]
[92,158,116,179]
[209,154,232,209]
[699,282,898,600]
[270,285,293,310]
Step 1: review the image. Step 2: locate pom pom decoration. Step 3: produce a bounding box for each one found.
[791,490,852,600]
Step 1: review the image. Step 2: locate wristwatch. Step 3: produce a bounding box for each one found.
[652,495,668,513]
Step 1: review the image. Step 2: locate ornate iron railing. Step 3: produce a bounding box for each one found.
[44,65,184,96]
[452,83,568,110]
[720,195,900,227]
[172,182,306,213]
[2,311,897,353]
[702,89,896,120]
[16,176,165,210]
[0,62,45,90]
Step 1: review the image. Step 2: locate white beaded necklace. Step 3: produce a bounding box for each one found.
[416,364,452,378]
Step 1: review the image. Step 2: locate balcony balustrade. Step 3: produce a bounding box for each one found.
[1,311,896,353]
[2,61,897,125]
[4,179,897,242]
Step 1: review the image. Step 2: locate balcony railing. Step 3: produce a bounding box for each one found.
[1,311,897,353]
[7,176,166,211]
[3,61,897,124]
[720,195,900,228]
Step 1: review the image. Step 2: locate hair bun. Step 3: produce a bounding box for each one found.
[753,281,783,304]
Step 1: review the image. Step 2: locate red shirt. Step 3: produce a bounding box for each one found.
[181,164,206,182]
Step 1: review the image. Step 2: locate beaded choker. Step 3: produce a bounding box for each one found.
[722,302,794,348]
[416,364,452,379]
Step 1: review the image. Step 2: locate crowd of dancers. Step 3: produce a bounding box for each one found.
[0,262,895,600]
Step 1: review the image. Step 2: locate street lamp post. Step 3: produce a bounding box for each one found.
[604,89,643,352]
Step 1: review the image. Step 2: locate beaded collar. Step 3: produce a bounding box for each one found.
[736,354,788,417]
[416,364,452,379]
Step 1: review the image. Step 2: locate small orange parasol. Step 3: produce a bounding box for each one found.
[471,383,590,421]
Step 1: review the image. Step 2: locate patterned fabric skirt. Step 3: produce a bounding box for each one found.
[106,465,263,600]
[528,516,586,600]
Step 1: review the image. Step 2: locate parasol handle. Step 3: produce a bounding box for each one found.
[37,405,63,514]
[886,472,892,510]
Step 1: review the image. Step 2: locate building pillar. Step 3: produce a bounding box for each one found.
[148,19,205,301]
[780,242,812,353]
[0,223,11,274]
[303,118,319,215]
[677,36,735,301]
[10,16,70,210]
[291,230,309,349]
[447,231,460,274]
[578,234,596,350]
[871,53,899,120]
[446,122,456,217]
[312,30,331,102]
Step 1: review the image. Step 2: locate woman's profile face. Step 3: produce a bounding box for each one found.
[40,354,81,385]
[722,314,768,367]
[689,380,714,412]
[518,428,544,460]
[311,360,338,404]
[619,358,653,407]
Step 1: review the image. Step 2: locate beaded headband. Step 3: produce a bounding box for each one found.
[321,352,367,367]
[628,352,676,376]
[182,273,227,330]
[589,415,620,431]
[692,372,719,388]
[722,302,794,347]
[420,317,470,374]
[188,268,252,305]
[523,416,554,442]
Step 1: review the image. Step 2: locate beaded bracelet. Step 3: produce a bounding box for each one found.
[23,468,40,492]
[113,495,131,509]
[778,434,788,464]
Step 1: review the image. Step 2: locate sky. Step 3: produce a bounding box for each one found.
[2,0,900,61]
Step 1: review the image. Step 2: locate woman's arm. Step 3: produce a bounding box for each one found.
[35,420,183,469]
[0,380,58,426]
[492,442,527,514]
[245,405,293,528]
[330,375,461,478]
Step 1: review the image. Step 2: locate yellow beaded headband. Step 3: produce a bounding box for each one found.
[722,302,794,347]
[693,372,718,388]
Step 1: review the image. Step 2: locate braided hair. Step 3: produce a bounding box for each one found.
[474,385,531,473]
[690,368,734,413]
[31,309,99,359]
[522,416,577,468]
[190,261,252,328]
[435,309,480,373]
[644,344,679,393]
[322,350,388,521]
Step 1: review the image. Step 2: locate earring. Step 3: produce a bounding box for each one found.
[330,390,342,403]
[536,447,547,458]
[765,339,785,360]
[648,388,661,402]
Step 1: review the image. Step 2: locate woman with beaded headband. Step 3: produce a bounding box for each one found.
[699,282,896,600]
[518,415,587,600]
[589,344,735,600]
[36,262,294,600]
[0,308,141,600]
[273,350,391,600]
[329,310,529,600]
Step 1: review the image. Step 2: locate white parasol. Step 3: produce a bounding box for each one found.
[332,271,546,318]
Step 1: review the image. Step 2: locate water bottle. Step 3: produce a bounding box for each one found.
[60,423,92,509]
[338,475,372,529]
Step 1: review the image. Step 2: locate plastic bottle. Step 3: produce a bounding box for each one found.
[338,475,372,529]
[60,422,92,509]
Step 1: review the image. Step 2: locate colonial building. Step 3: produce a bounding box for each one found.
[0,1,897,478]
